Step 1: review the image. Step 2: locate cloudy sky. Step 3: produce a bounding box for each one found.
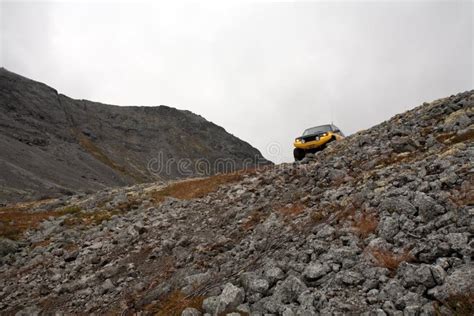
[1,0,472,163]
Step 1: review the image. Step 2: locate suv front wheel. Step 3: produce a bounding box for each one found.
[293,148,306,161]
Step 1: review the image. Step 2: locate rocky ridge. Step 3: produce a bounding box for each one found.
[0,90,473,315]
[0,68,268,203]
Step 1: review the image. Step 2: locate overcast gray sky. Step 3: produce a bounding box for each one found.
[1,0,472,163]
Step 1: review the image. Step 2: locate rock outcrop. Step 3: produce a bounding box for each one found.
[0,90,472,315]
[0,68,269,203]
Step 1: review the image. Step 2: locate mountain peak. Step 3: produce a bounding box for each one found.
[0,71,270,203]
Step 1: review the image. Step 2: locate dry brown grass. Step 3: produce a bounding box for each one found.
[78,134,145,182]
[335,203,357,223]
[276,203,305,218]
[436,129,474,145]
[0,202,127,240]
[78,135,126,173]
[145,290,204,316]
[449,176,474,207]
[0,205,80,240]
[442,292,474,316]
[32,239,52,248]
[309,209,328,224]
[116,199,141,212]
[373,152,417,169]
[369,248,414,272]
[62,209,120,226]
[241,208,267,231]
[151,172,244,203]
[353,213,378,238]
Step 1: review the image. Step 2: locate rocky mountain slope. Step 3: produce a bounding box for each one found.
[0,90,473,315]
[0,68,268,203]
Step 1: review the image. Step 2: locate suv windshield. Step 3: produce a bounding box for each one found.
[303,125,332,136]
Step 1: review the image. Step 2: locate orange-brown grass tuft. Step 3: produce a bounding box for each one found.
[241,208,267,231]
[78,134,145,182]
[310,209,328,224]
[443,292,474,316]
[276,203,305,218]
[436,129,474,145]
[78,135,126,173]
[0,202,124,240]
[63,209,119,226]
[335,203,357,224]
[369,248,414,272]
[449,176,474,207]
[0,206,65,240]
[32,239,52,248]
[353,213,378,238]
[152,172,244,203]
[373,152,417,169]
[146,290,204,316]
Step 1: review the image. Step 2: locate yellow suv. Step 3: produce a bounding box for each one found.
[293,124,345,161]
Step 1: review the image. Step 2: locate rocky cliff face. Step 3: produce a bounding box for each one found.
[0,68,268,203]
[0,90,473,315]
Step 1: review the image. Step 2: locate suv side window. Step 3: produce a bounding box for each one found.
[332,125,345,137]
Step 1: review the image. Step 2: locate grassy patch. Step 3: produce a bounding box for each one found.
[0,207,59,240]
[241,208,267,231]
[0,202,124,240]
[443,292,474,316]
[309,209,328,224]
[335,203,357,223]
[373,152,417,169]
[353,213,378,238]
[59,205,81,215]
[436,129,474,145]
[151,172,244,203]
[78,134,145,182]
[79,135,126,173]
[276,203,305,218]
[146,290,205,316]
[32,239,52,248]
[63,209,122,226]
[369,248,414,272]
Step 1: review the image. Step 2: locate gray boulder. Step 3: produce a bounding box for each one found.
[273,275,308,304]
[202,283,245,315]
[427,265,474,301]
[302,262,331,281]
[240,272,269,294]
[379,198,417,216]
[378,216,400,241]
[0,238,18,257]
